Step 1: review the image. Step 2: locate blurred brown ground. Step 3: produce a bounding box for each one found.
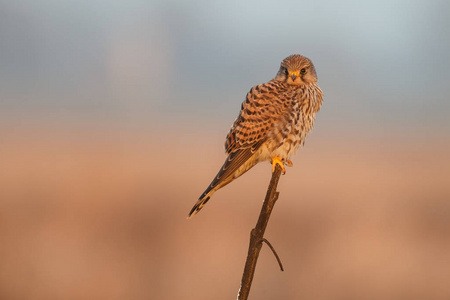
[1,126,449,300]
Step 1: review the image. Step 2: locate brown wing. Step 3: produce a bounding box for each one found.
[225,80,291,155]
[195,80,293,212]
[210,81,292,184]
[197,139,264,201]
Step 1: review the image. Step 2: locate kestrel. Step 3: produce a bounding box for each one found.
[188,54,323,218]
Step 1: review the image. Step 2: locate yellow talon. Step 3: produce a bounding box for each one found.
[286,160,293,168]
[271,156,286,174]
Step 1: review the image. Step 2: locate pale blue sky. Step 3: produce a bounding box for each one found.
[1,0,449,136]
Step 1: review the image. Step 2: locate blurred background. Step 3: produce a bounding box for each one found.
[1,0,450,299]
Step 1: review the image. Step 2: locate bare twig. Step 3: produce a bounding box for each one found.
[261,238,284,271]
[237,164,283,300]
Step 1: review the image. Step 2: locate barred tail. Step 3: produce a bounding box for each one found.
[188,147,259,219]
[188,194,212,219]
[187,175,233,219]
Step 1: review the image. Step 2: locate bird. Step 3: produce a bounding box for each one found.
[188,54,323,218]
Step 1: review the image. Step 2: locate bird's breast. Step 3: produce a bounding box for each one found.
[271,86,320,159]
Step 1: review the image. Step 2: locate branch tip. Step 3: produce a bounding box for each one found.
[261,238,284,271]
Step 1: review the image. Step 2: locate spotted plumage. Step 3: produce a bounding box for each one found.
[188,54,323,218]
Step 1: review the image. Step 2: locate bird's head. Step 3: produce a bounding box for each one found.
[275,54,318,86]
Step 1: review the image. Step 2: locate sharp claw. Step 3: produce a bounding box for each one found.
[271,157,286,174]
[286,160,293,167]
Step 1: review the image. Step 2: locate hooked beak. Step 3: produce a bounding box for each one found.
[290,71,299,81]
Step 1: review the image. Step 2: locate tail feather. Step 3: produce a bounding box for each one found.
[188,147,259,218]
[188,195,211,219]
[187,176,232,219]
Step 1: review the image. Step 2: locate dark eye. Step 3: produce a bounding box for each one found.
[300,68,307,74]
[284,68,289,75]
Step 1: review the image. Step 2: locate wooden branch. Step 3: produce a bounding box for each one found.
[237,164,283,300]
[261,238,284,271]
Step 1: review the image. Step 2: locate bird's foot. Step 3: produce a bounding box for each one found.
[271,156,286,174]
[286,160,293,168]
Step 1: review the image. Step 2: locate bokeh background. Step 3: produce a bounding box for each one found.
[1,0,450,299]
